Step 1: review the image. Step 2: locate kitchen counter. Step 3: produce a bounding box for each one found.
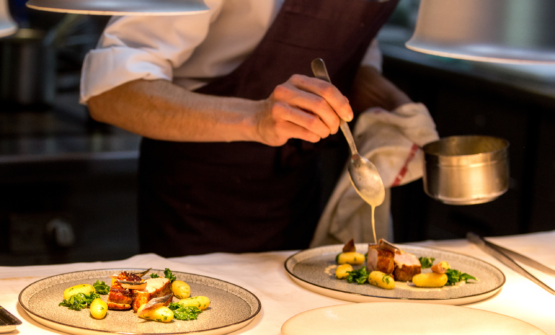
[1,231,554,334]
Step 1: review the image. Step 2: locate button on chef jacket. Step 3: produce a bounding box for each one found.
[80,0,383,103]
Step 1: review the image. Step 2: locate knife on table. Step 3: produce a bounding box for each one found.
[0,306,22,333]
[467,232,555,295]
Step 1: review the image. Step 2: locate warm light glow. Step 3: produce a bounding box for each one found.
[25,0,209,16]
[0,0,17,37]
[406,0,555,64]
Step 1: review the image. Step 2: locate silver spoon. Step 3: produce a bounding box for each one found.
[311,58,385,208]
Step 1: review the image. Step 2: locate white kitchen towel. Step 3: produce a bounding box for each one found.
[310,102,439,247]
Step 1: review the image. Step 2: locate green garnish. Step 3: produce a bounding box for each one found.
[419,257,435,269]
[149,269,175,281]
[346,266,369,285]
[164,268,177,283]
[445,269,478,286]
[382,274,392,285]
[59,292,100,311]
[93,280,110,295]
[168,303,203,320]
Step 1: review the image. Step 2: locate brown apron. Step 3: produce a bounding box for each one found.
[138,0,399,257]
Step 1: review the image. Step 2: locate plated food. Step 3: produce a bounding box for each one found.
[58,268,212,324]
[334,239,477,290]
[19,268,261,335]
[285,243,505,305]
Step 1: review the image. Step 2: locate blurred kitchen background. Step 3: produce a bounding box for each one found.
[1,0,555,265]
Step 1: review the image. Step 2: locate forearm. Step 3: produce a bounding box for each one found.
[88,79,262,142]
[349,65,412,112]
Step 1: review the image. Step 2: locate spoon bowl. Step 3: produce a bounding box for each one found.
[348,154,386,206]
[311,58,385,208]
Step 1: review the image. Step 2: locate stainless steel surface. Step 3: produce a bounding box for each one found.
[406,0,555,64]
[26,0,209,15]
[0,0,17,38]
[0,305,22,333]
[0,28,56,105]
[467,232,555,295]
[311,58,385,207]
[422,135,509,205]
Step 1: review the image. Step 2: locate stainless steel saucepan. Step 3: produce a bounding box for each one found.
[422,135,509,205]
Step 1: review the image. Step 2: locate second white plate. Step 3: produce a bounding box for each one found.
[281,303,546,335]
[285,244,505,305]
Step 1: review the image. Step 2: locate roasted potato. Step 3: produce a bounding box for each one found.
[171,280,191,299]
[63,284,96,300]
[90,298,108,319]
[335,264,353,279]
[412,273,448,288]
[178,296,211,310]
[431,261,450,274]
[367,271,395,290]
[336,252,365,265]
[138,305,174,323]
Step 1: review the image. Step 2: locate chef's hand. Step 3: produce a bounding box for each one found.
[254,74,353,146]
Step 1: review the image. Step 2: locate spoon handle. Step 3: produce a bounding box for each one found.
[311,58,359,156]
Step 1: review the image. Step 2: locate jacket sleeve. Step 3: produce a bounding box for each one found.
[80,0,223,104]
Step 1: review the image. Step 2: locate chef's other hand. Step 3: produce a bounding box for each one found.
[255,74,353,146]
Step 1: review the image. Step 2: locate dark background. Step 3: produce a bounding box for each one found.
[1,0,554,265]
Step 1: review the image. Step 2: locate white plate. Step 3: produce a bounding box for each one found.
[285,244,505,305]
[281,303,546,335]
[19,268,261,335]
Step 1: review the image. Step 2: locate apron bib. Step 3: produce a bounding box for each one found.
[138,0,399,256]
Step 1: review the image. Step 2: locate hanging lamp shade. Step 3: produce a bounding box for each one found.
[406,0,555,64]
[0,0,17,37]
[26,0,209,16]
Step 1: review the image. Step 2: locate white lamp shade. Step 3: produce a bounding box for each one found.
[26,0,209,16]
[0,0,17,37]
[406,0,555,64]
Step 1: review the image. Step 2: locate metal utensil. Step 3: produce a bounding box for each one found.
[0,306,22,333]
[467,232,555,295]
[311,58,385,208]
[422,135,509,205]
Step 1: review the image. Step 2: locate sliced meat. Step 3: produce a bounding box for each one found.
[132,278,172,312]
[342,239,356,253]
[107,272,140,310]
[107,286,133,310]
[107,301,132,310]
[393,252,421,281]
[367,244,395,274]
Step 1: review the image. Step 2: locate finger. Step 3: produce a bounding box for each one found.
[279,121,321,143]
[287,90,341,135]
[273,102,331,139]
[289,74,353,122]
[273,82,340,134]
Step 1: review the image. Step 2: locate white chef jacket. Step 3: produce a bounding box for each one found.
[80,0,383,104]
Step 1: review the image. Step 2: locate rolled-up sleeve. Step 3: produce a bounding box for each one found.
[80,0,222,104]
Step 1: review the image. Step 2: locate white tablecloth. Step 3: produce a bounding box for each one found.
[1,231,554,334]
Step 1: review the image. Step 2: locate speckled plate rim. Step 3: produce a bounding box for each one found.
[284,245,506,305]
[18,268,262,335]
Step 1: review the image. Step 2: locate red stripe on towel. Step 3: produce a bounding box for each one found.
[391,143,420,187]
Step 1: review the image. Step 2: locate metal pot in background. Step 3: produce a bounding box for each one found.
[0,28,56,106]
[422,135,509,205]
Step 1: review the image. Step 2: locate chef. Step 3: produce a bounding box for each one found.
[81,0,412,257]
